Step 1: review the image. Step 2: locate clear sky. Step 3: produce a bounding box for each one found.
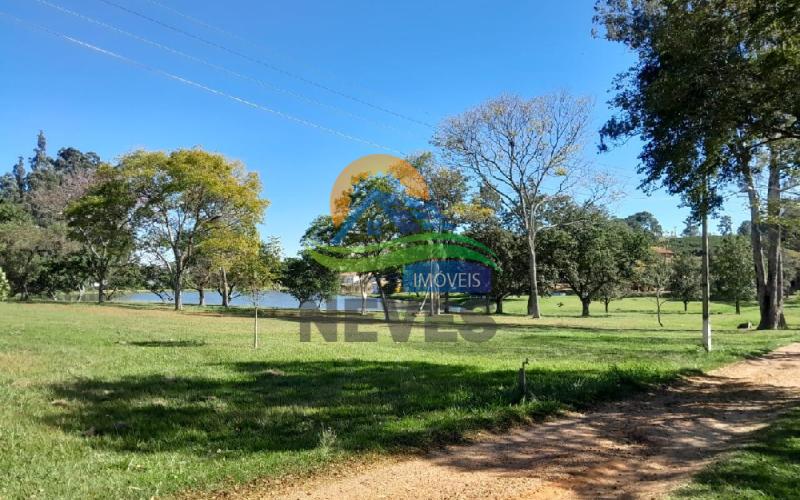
[0,0,749,255]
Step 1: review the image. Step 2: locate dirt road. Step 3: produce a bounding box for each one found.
[232,343,800,500]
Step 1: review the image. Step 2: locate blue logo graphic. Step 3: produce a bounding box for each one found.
[403,260,492,293]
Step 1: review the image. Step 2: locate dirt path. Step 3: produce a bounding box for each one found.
[231,344,800,500]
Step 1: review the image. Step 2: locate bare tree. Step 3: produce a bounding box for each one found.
[433,92,600,317]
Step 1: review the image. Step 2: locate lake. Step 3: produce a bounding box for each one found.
[114,290,388,311]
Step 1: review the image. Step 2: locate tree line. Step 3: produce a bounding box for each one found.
[0,132,281,310]
[0,121,781,324]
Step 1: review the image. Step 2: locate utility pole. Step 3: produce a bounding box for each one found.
[701,180,712,352]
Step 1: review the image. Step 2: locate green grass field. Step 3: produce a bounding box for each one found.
[1,296,799,499]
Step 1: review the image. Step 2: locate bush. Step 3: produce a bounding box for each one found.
[0,267,9,300]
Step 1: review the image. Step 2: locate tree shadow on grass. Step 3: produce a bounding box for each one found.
[126,340,206,348]
[43,360,684,456]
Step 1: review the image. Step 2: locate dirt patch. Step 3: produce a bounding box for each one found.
[218,344,800,500]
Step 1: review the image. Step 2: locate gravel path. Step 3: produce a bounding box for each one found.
[226,343,800,500]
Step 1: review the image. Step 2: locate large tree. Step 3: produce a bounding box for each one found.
[121,149,267,310]
[65,165,136,303]
[595,0,800,329]
[279,252,339,309]
[541,206,649,317]
[311,174,426,321]
[0,222,68,300]
[624,211,663,240]
[434,92,604,318]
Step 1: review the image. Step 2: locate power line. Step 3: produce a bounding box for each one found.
[32,0,410,135]
[96,0,434,129]
[143,0,432,121]
[0,11,405,155]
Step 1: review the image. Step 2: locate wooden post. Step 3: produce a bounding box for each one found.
[518,358,530,402]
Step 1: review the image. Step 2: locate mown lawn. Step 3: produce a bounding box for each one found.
[675,408,800,499]
[1,297,799,499]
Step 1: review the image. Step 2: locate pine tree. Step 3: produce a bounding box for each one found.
[12,156,26,198]
[30,130,50,171]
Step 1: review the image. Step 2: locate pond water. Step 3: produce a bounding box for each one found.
[114,290,388,311]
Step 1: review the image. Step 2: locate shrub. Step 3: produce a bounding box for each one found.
[0,267,9,300]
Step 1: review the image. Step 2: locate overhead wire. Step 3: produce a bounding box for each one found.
[31,0,410,135]
[0,11,405,155]
[142,0,434,122]
[96,0,434,128]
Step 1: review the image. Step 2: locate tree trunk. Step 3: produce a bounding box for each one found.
[759,153,787,329]
[656,293,663,327]
[443,292,450,313]
[220,268,230,308]
[735,299,741,315]
[174,270,183,311]
[197,288,205,306]
[701,210,711,351]
[359,277,368,315]
[683,300,688,312]
[527,231,541,318]
[604,299,610,314]
[97,278,106,304]
[376,275,391,322]
[495,296,504,314]
[580,297,591,317]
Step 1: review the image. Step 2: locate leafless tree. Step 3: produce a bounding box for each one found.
[434,92,609,317]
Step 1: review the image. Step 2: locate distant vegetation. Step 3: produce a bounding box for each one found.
[0,130,790,325]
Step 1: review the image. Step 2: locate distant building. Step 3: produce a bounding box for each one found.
[652,246,675,262]
[339,272,362,286]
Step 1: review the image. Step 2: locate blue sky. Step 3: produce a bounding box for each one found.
[0,0,749,255]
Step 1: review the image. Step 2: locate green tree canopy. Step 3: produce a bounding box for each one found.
[279,252,339,309]
[120,148,268,310]
[65,165,136,303]
[623,211,663,239]
[540,206,650,317]
[712,235,755,314]
[669,251,702,311]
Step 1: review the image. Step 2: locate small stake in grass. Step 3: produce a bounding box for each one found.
[253,304,259,349]
[518,358,529,403]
